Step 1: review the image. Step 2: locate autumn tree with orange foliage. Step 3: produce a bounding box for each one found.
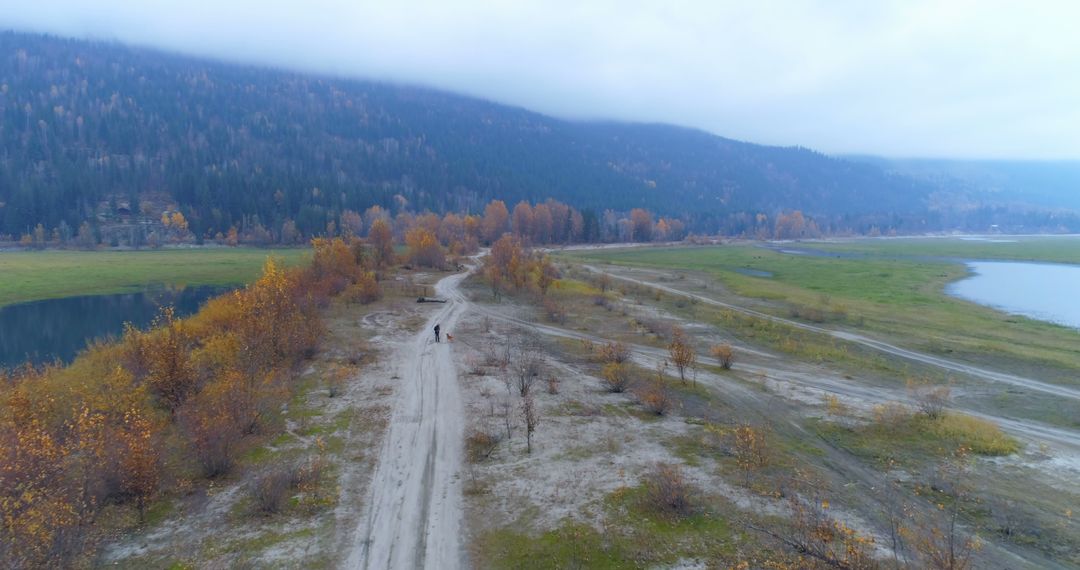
[668,326,696,383]
[117,408,160,519]
[368,218,395,267]
[309,237,357,295]
[143,307,198,413]
[630,208,654,242]
[482,200,510,244]
[344,271,382,305]
[481,234,560,299]
[405,227,445,268]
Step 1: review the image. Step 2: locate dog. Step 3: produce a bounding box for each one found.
[445,333,454,343]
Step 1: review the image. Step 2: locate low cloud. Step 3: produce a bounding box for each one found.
[3,0,1079,159]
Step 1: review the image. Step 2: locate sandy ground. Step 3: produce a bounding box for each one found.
[347,271,471,569]
[459,263,1078,568]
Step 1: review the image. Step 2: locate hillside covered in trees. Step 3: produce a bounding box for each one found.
[0,31,1001,242]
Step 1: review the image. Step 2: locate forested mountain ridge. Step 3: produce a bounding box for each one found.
[1,31,940,240]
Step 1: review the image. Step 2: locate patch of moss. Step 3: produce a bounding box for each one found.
[474,485,747,569]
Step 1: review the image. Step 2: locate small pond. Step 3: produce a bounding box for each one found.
[0,285,230,368]
[947,261,1080,330]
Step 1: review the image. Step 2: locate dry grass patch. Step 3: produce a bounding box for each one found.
[929,413,1019,456]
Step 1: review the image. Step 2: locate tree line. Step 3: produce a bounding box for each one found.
[1,31,988,244]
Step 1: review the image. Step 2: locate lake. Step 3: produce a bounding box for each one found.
[0,285,229,368]
[948,261,1080,329]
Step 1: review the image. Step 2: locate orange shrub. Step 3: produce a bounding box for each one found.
[405,227,445,268]
[709,343,735,370]
[0,247,339,565]
[344,271,381,305]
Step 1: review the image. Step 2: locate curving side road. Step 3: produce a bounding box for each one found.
[348,271,470,570]
[582,264,1080,402]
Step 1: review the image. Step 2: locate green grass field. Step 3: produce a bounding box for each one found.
[0,248,308,307]
[564,239,1080,384]
[801,235,1080,264]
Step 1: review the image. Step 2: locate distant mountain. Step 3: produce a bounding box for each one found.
[1,30,1060,240]
[851,157,1080,209]
[848,156,1080,233]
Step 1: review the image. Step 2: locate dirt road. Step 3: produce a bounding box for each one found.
[348,271,470,569]
[583,264,1080,401]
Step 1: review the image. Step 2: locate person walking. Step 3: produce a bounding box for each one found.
[434,324,441,343]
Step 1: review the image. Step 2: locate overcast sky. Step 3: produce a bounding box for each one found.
[3,0,1078,159]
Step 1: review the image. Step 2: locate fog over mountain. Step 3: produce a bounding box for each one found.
[4,30,1080,241]
[3,1,1079,160]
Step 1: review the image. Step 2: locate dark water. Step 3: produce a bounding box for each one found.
[733,267,773,278]
[948,261,1080,329]
[0,286,229,368]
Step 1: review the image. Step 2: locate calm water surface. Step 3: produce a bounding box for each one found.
[948,261,1080,329]
[0,286,228,368]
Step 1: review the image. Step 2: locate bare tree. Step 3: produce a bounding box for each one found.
[909,379,951,419]
[909,447,980,570]
[509,335,543,396]
[668,326,696,383]
[880,470,912,569]
[500,397,515,441]
[521,393,540,453]
[596,273,612,293]
[749,492,878,569]
[639,375,673,415]
[500,368,513,397]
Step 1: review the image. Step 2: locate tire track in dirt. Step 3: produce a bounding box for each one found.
[348,271,470,569]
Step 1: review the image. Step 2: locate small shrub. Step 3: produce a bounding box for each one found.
[466,429,502,462]
[731,424,772,486]
[326,365,350,397]
[541,297,567,324]
[638,318,672,339]
[251,466,295,515]
[600,362,632,393]
[294,441,327,505]
[642,462,697,519]
[910,380,951,419]
[483,342,503,367]
[709,343,735,370]
[595,341,631,364]
[343,271,382,304]
[872,402,911,428]
[824,394,847,417]
[638,378,672,415]
[546,376,560,395]
[465,353,486,375]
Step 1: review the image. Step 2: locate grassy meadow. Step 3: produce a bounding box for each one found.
[0,247,308,307]
[564,239,1080,384]
[802,235,1080,264]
